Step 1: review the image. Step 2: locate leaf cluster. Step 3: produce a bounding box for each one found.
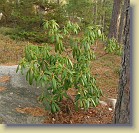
[17,20,103,113]
[104,38,123,56]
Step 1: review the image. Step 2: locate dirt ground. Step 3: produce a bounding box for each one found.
[0,33,121,124]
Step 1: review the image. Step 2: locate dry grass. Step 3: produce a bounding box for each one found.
[0,34,26,65]
[91,42,121,99]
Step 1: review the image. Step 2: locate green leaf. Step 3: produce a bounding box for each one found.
[21,66,24,75]
[26,70,29,81]
[43,75,47,81]
[75,101,79,111]
[95,97,99,105]
[63,27,68,35]
[16,65,20,73]
[72,48,76,58]
[81,78,84,86]
[75,94,80,101]
[90,87,94,94]
[54,103,60,112]
[59,42,63,53]
[80,100,83,108]
[86,43,90,51]
[29,69,33,85]
[98,29,101,37]
[44,101,51,111]
[45,70,52,76]
[91,99,96,107]
[51,36,55,43]
[52,78,57,90]
[86,100,90,109]
[56,34,59,43]
[37,94,44,102]
[51,103,56,113]
[74,28,78,34]
[82,75,87,86]
[63,79,70,90]
[68,58,73,68]
[43,21,49,29]
[63,92,69,99]
[55,43,59,52]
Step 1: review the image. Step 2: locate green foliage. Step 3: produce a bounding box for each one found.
[65,0,113,34]
[65,0,93,24]
[104,38,123,56]
[8,30,48,43]
[17,20,103,113]
[42,2,68,26]
[0,0,69,43]
[0,0,113,41]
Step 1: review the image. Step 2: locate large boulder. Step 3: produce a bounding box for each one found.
[0,65,45,124]
[0,65,40,89]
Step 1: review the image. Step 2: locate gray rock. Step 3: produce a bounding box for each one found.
[0,65,40,89]
[107,98,117,109]
[0,65,47,124]
[99,100,107,106]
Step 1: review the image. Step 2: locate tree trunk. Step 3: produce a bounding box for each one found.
[114,0,130,124]
[102,0,105,33]
[93,0,98,25]
[118,0,126,44]
[57,0,60,4]
[108,0,122,39]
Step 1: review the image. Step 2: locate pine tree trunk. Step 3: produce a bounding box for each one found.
[102,0,105,33]
[108,0,122,39]
[114,0,130,124]
[118,0,126,44]
[57,0,60,4]
[93,0,98,25]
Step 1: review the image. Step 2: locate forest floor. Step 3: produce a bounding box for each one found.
[0,29,121,124]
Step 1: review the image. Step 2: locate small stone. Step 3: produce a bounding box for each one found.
[108,108,112,111]
[52,118,56,121]
[99,100,107,106]
[10,92,13,95]
[108,98,117,109]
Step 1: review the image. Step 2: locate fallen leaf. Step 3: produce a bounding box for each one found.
[0,86,7,92]
[15,107,46,116]
[0,76,10,83]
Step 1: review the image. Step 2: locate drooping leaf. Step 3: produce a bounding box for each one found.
[51,103,56,113]
[52,78,57,90]
[29,69,33,85]
[54,103,60,112]
[98,29,101,37]
[16,65,20,73]
[75,94,80,101]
